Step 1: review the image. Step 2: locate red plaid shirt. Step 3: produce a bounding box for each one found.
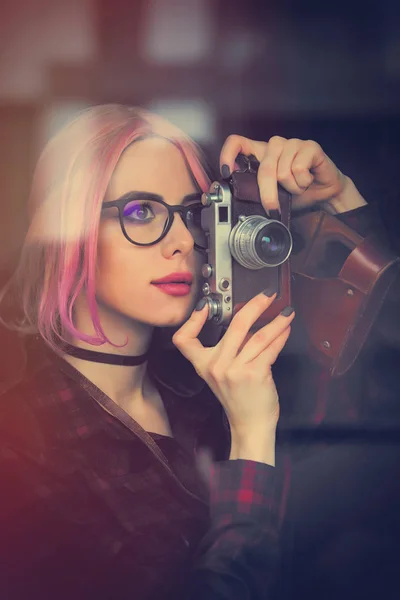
[0,347,289,600]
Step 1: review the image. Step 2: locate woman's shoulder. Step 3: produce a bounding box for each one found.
[0,358,65,454]
[0,388,44,462]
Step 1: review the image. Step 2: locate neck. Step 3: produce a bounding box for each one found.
[63,300,157,412]
[65,353,155,413]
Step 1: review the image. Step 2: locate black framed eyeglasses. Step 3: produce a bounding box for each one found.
[101,191,207,251]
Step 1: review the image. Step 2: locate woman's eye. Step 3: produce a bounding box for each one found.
[123,201,155,222]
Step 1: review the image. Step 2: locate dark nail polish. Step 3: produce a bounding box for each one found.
[195,297,208,311]
[270,209,281,221]
[221,164,231,179]
[280,306,294,317]
[263,288,276,297]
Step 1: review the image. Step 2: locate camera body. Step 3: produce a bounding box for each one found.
[200,165,293,332]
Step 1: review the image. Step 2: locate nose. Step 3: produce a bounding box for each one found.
[162,212,195,255]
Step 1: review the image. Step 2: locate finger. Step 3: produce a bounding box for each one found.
[256,136,286,214]
[219,134,267,178]
[171,301,209,364]
[215,292,277,363]
[277,139,311,195]
[236,331,253,355]
[291,141,322,191]
[252,325,292,371]
[235,308,295,365]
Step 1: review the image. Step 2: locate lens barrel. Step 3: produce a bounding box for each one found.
[229,215,292,269]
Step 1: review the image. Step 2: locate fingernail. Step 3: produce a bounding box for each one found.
[270,209,281,221]
[195,297,208,311]
[221,164,231,179]
[280,306,294,317]
[263,288,276,297]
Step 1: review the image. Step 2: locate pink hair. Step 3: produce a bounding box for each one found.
[0,104,211,352]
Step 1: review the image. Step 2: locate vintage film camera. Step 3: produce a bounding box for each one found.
[199,156,293,331]
[199,156,399,376]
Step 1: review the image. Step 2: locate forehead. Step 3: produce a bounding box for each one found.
[105,137,197,201]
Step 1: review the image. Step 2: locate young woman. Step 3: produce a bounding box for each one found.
[0,104,369,600]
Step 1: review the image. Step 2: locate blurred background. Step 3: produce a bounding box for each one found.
[1,2,400,598]
[1,0,399,274]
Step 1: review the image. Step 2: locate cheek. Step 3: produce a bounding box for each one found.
[95,226,150,305]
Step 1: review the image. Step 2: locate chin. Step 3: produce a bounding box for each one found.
[155,298,198,327]
[162,307,195,327]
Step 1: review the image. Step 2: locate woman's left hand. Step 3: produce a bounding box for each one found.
[219,135,367,215]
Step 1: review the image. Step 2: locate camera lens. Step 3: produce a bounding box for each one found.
[255,223,291,266]
[229,215,292,269]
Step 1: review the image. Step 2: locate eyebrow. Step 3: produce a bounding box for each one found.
[182,192,203,205]
[110,191,202,206]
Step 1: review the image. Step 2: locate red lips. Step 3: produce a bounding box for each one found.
[152,272,193,285]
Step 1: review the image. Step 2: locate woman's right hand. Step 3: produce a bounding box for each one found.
[172,292,294,445]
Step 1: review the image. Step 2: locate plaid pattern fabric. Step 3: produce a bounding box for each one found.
[187,460,283,600]
[0,351,287,600]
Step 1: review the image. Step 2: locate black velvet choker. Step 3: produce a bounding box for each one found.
[60,342,151,366]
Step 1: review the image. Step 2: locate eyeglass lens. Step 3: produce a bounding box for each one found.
[121,199,207,247]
